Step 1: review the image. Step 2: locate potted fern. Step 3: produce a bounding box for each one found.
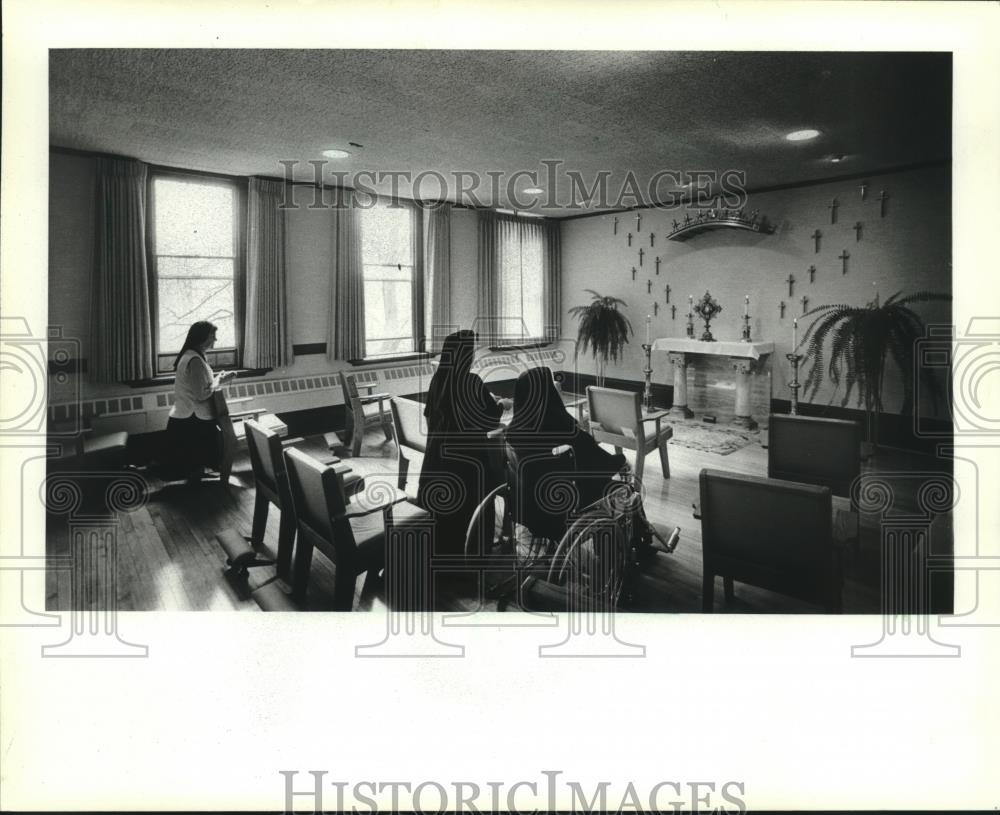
[568,289,633,387]
[797,289,950,452]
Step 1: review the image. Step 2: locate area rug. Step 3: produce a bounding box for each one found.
[666,421,761,456]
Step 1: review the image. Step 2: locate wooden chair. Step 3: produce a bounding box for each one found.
[586,386,672,485]
[338,371,392,456]
[210,389,268,485]
[282,446,429,608]
[390,396,427,494]
[241,419,363,582]
[767,413,861,499]
[49,418,129,472]
[699,468,841,613]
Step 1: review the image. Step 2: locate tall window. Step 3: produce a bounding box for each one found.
[499,221,544,341]
[361,201,418,357]
[151,174,240,371]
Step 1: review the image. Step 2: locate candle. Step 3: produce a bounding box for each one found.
[744,295,750,316]
[646,315,651,345]
[793,318,798,349]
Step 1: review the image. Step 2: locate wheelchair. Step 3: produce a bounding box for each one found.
[463,428,679,611]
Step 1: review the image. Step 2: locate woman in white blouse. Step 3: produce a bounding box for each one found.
[164,321,235,478]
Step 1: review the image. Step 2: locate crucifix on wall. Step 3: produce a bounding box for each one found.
[613,216,618,235]
[654,256,661,275]
[779,301,787,319]
[859,181,869,201]
[839,249,850,275]
[808,264,816,283]
[801,295,809,314]
[785,273,795,297]
[653,301,659,316]
[878,190,889,218]
[649,232,655,248]
[627,232,633,247]
[631,266,636,281]
[671,304,677,320]
[638,247,645,266]
[664,283,671,303]
[811,229,822,253]
[828,198,839,224]
[853,221,863,241]
[647,279,652,294]
[635,212,642,232]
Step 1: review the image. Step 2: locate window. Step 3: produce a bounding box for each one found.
[150,174,241,372]
[361,201,419,358]
[499,221,544,341]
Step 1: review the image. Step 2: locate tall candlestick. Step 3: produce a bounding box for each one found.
[793,318,798,350]
[744,294,749,316]
[645,315,651,345]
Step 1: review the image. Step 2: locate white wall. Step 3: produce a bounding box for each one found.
[559,164,952,417]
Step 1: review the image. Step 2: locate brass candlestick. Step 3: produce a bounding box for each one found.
[741,313,752,342]
[786,353,802,415]
[641,343,653,412]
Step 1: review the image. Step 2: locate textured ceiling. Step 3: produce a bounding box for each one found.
[49,50,951,217]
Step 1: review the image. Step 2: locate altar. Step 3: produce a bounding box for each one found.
[651,338,774,430]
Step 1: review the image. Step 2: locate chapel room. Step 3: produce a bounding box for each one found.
[44,49,955,616]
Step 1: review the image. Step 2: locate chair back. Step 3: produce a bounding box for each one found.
[338,371,361,406]
[699,468,835,604]
[767,414,861,499]
[586,386,644,448]
[391,397,427,454]
[505,440,579,542]
[283,447,352,565]
[245,419,286,506]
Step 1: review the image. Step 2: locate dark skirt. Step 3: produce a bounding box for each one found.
[162,415,222,477]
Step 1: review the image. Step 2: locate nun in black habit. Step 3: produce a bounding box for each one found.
[505,366,627,541]
[416,330,504,554]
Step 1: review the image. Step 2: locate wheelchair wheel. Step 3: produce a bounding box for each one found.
[549,505,628,610]
[463,484,512,557]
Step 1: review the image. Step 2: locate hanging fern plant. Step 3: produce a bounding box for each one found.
[798,290,950,449]
[568,289,633,387]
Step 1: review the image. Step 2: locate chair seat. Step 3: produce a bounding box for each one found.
[350,499,430,569]
[81,431,128,456]
[362,403,390,420]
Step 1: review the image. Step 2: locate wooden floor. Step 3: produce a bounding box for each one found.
[45,417,953,614]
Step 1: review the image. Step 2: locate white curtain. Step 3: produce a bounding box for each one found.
[423,203,452,352]
[329,188,366,360]
[244,177,292,368]
[92,157,155,382]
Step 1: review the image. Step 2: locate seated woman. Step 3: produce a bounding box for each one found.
[162,321,236,479]
[505,367,626,541]
[417,330,504,555]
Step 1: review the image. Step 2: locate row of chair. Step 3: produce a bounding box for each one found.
[700,413,863,612]
[220,417,428,609]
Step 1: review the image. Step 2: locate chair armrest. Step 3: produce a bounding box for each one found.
[341,484,410,518]
[551,444,573,458]
[359,392,391,404]
[358,382,376,393]
[641,409,670,422]
[227,396,255,407]
[230,408,267,420]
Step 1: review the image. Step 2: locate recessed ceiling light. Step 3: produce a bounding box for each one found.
[322,149,351,159]
[786,129,820,142]
[523,187,543,195]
